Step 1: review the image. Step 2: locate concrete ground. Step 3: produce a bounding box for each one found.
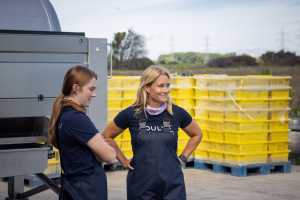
[1,166,300,200]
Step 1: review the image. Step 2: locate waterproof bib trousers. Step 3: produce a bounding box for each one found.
[59,164,107,200]
[127,112,186,200]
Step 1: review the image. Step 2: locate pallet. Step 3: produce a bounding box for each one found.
[193,159,291,177]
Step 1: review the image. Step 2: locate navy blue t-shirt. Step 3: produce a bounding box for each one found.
[114,104,192,157]
[114,104,192,131]
[57,107,99,176]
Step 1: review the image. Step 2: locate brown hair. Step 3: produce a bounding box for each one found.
[48,65,97,148]
[133,65,173,115]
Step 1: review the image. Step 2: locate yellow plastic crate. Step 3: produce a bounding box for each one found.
[270,90,290,99]
[208,90,226,100]
[224,131,268,143]
[195,99,225,110]
[215,143,224,152]
[208,151,224,162]
[121,99,135,108]
[197,141,210,151]
[268,142,289,152]
[108,77,123,88]
[194,150,209,160]
[207,130,224,142]
[206,120,224,132]
[172,77,195,88]
[194,109,208,119]
[223,143,267,154]
[269,76,290,88]
[198,76,239,89]
[123,150,133,158]
[122,129,131,140]
[200,129,209,141]
[120,139,132,150]
[224,100,269,111]
[233,90,268,100]
[48,149,60,165]
[268,131,288,142]
[107,108,121,121]
[208,110,224,121]
[269,100,290,109]
[206,142,218,151]
[178,129,190,140]
[269,121,289,131]
[194,89,208,99]
[123,89,137,99]
[270,110,289,121]
[268,151,289,162]
[174,99,194,108]
[122,76,140,89]
[224,152,268,165]
[201,142,224,152]
[195,119,207,130]
[224,121,268,132]
[114,134,123,145]
[108,89,122,99]
[241,77,269,89]
[177,139,189,151]
[108,99,122,108]
[225,110,268,122]
[172,88,194,97]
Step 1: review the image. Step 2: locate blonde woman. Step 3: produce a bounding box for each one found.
[103,66,202,200]
[48,65,116,200]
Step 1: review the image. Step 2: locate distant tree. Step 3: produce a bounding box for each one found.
[112,32,126,66]
[207,54,257,67]
[260,50,300,66]
[111,29,147,68]
[127,57,154,70]
[232,55,257,66]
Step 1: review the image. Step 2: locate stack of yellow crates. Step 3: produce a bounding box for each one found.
[107,76,140,158]
[107,76,123,151]
[193,75,290,165]
[170,76,195,157]
[267,76,290,163]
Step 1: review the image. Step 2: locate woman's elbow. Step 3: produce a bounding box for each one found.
[193,130,202,144]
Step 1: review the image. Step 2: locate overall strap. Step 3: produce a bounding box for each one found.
[136,111,147,134]
[162,111,174,134]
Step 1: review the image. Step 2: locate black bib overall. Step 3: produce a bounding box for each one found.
[127,112,186,200]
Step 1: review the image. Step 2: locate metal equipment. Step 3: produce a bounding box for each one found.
[0,0,107,199]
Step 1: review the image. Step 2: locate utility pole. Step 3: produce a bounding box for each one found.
[280,26,286,51]
[204,35,210,64]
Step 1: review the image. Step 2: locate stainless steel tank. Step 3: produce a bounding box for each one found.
[0,0,107,199]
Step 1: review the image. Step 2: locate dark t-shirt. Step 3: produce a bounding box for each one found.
[114,104,192,131]
[57,107,99,176]
[114,104,192,157]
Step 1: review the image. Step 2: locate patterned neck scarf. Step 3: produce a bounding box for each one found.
[145,103,167,115]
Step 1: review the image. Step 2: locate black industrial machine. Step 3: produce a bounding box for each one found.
[0,0,107,199]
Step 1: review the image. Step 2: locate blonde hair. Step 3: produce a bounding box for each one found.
[133,65,173,115]
[48,65,97,148]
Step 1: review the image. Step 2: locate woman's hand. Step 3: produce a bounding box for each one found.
[122,159,134,170]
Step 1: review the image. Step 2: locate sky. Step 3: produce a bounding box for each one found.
[51,0,300,60]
